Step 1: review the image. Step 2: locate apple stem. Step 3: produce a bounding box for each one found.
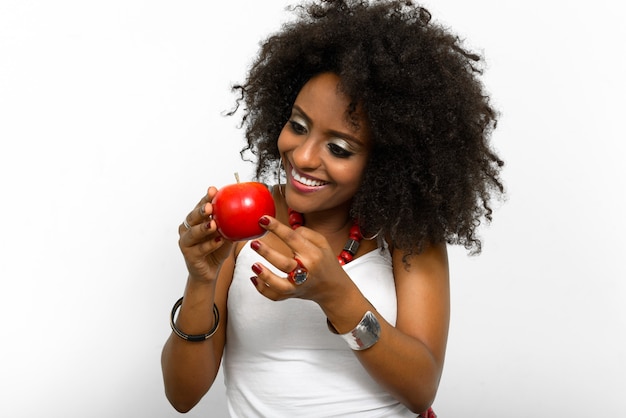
[234,172,240,183]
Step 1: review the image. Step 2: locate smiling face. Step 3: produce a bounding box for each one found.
[278,72,371,219]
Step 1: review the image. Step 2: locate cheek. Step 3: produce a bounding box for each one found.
[276,127,292,154]
[351,161,369,189]
[335,162,367,188]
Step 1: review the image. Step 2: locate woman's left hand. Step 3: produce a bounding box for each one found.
[250,215,451,413]
[248,215,349,303]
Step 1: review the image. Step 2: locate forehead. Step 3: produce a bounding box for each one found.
[295,73,370,136]
[296,73,347,108]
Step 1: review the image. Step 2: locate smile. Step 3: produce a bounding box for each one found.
[291,167,329,187]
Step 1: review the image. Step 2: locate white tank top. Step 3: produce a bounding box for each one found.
[223,242,415,417]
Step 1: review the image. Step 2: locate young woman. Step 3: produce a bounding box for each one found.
[161,1,504,416]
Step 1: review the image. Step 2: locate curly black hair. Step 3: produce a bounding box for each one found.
[232,0,504,254]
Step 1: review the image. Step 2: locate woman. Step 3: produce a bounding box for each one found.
[161,1,504,416]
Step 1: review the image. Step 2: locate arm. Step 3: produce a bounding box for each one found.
[160,188,236,412]
[326,244,450,412]
[161,256,234,412]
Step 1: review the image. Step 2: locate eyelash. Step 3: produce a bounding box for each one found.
[288,119,354,158]
[328,143,353,158]
[289,120,307,135]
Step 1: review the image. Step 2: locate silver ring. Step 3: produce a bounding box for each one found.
[287,258,308,285]
[183,219,191,230]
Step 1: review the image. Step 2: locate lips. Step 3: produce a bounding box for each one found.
[290,167,329,188]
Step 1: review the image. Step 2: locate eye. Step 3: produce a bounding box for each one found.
[327,142,354,158]
[288,118,308,135]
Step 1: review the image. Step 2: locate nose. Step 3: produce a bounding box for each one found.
[291,137,322,170]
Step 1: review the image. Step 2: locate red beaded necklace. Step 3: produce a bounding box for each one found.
[287,208,363,265]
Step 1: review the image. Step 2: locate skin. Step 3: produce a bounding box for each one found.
[161,72,450,414]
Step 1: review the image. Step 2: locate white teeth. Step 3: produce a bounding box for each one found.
[291,168,327,187]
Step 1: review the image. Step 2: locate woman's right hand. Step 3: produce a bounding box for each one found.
[178,186,233,284]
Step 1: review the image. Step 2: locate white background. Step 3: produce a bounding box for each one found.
[1,1,624,417]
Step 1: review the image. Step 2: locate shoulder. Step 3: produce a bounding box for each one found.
[391,244,449,280]
[391,244,450,305]
[392,243,450,362]
[391,244,450,327]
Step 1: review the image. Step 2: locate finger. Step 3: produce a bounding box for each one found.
[283,222,331,249]
[258,215,318,258]
[249,239,298,274]
[179,186,218,235]
[179,218,221,248]
[250,276,281,301]
[193,233,224,255]
[250,263,294,298]
[250,276,272,291]
[181,234,225,267]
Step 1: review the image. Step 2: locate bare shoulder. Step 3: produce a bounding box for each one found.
[392,243,450,363]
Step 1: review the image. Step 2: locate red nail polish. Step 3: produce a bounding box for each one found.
[259,216,270,226]
[252,263,263,275]
[250,240,261,251]
[250,277,258,286]
[214,236,222,243]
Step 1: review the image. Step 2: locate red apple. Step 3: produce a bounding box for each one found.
[212,182,276,241]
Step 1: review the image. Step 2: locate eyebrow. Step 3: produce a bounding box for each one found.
[292,104,366,147]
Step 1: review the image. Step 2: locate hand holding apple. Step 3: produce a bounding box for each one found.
[212,180,276,241]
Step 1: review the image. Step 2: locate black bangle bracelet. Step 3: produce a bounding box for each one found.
[170,297,220,342]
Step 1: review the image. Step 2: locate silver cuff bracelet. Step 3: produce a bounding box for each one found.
[327,311,381,351]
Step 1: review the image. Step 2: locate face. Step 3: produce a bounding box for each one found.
[278,72,371,216]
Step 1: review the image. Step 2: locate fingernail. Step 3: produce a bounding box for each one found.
[250,240,261,251]
[214,236,222,243]
[250,277,258,286]
[259,216,270,226]
[252,263,263,275]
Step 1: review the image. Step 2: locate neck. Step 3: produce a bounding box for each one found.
[300,210,352,236]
